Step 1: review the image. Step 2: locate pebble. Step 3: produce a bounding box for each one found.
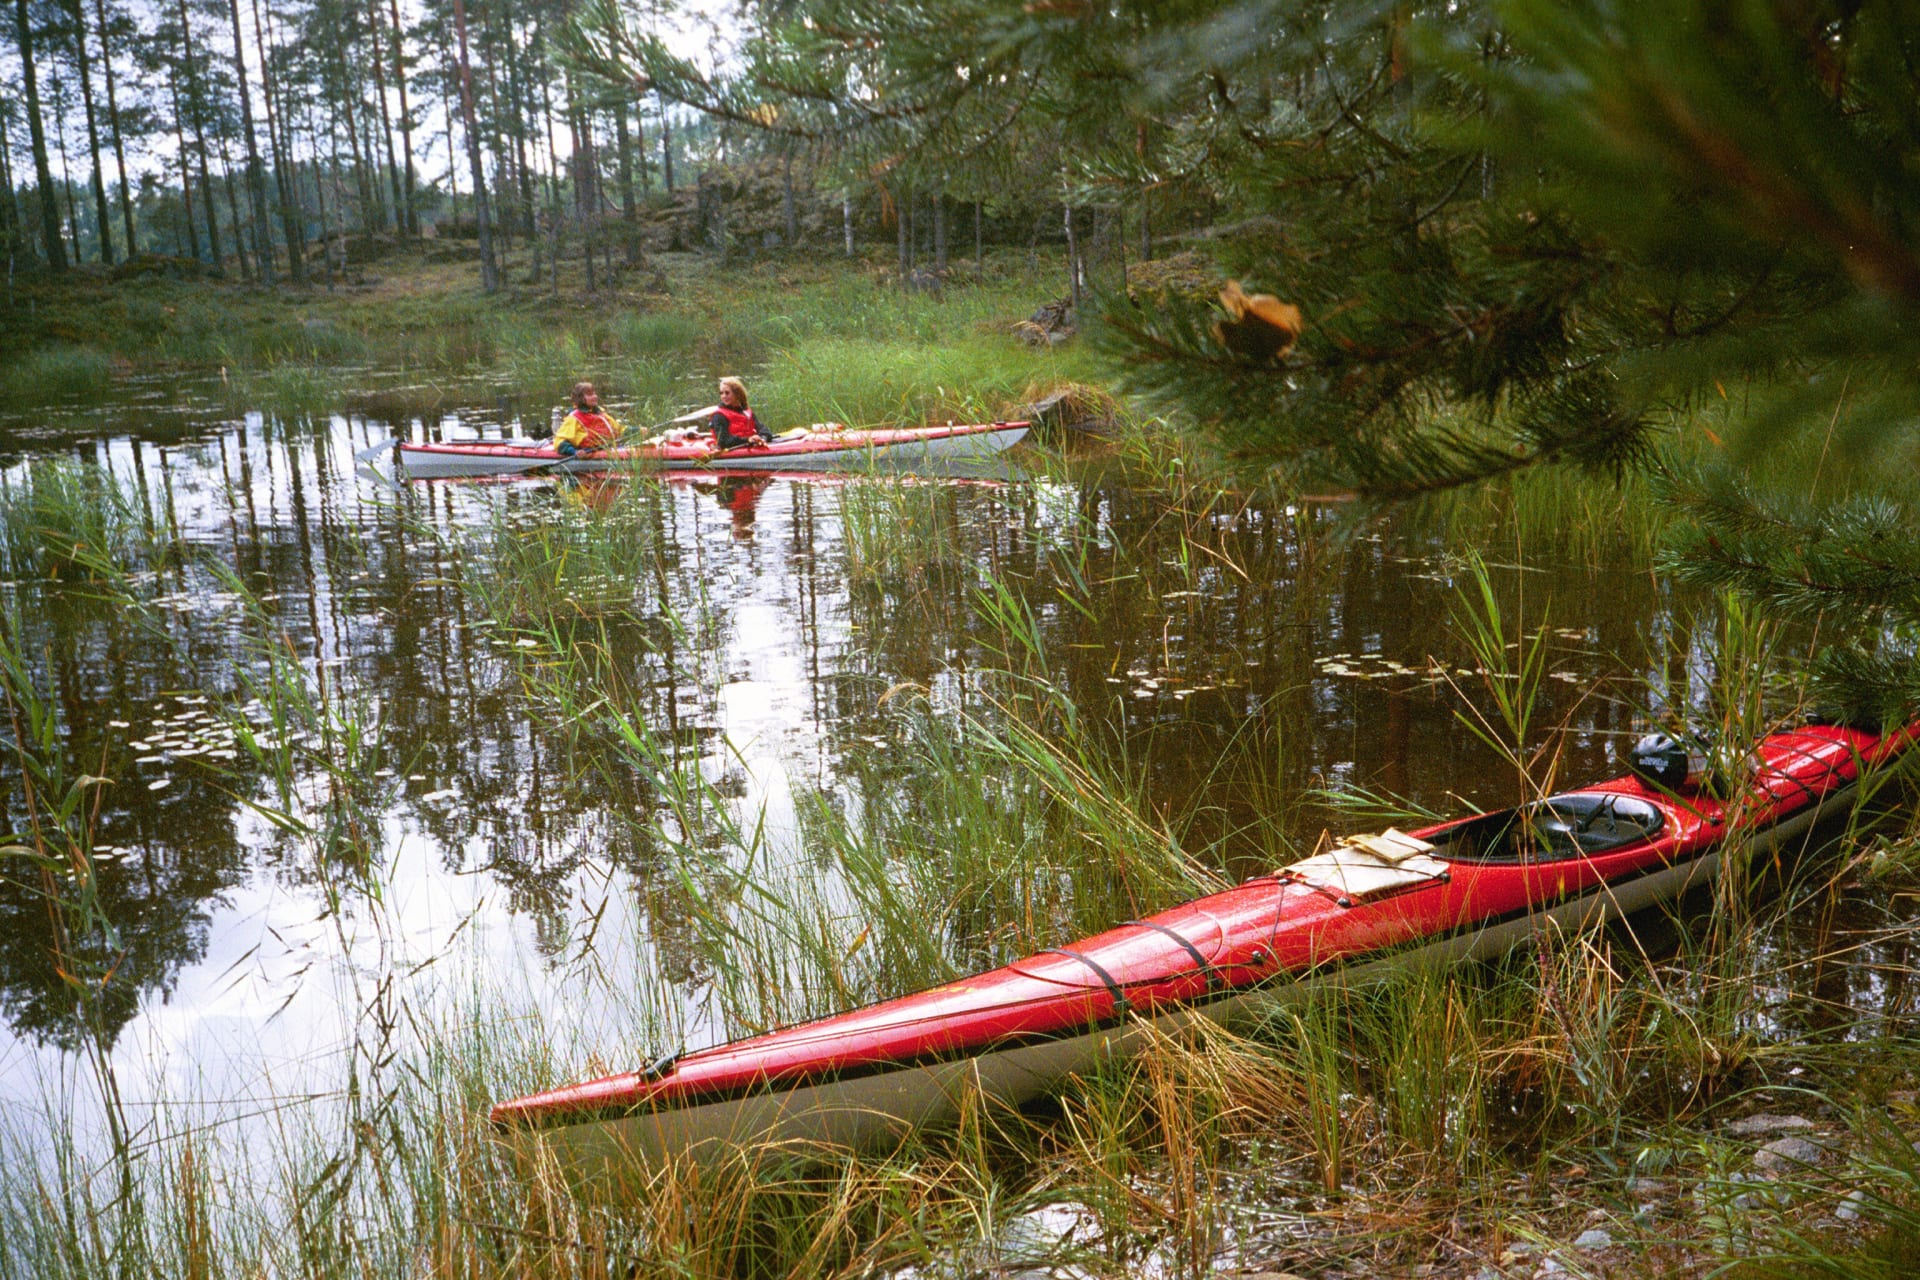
[1573,1227,1613,1250]
[1836,1188,1868,1221]
[1754,1135,1827,1176]
[1726,1113,1817,1137]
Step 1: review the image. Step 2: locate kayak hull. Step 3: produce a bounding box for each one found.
[493,721,1912,1178]
[393,421,1029,480]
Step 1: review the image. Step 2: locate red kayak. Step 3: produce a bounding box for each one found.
[387,420,1028,479]
[491,718,1914,1173]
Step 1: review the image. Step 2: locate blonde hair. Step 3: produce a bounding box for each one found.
[718,376,749,407]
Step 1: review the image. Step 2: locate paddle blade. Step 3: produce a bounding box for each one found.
[355,438,399,466]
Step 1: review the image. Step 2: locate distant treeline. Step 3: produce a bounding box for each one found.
[4,0,1135,291]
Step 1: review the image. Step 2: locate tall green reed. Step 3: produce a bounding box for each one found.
[0,457,181,586]
[0,612,143,1269]
[1446,549,1561,811]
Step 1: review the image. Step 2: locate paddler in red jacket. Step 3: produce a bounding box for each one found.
[709,376,774,450]
[553,381,623,457]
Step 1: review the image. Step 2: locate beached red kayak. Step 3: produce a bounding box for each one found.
[387,420,1029,479]
[491,718,1915,1173]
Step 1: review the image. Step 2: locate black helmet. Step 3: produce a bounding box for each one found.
[1629,732,1699,791]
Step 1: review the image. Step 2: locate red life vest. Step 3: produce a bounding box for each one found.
[565,409,619,449]
[712,405,764,447]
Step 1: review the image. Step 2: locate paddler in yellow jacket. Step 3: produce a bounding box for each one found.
[709,376,774,450]
[552,381,623,457]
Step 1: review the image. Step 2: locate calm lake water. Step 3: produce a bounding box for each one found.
[0,378,1910,1149]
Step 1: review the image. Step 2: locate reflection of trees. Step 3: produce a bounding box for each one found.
[0,589,252,1050]
[830,472,1684,867]
[0,774,240,1050]
[1,405,1713,1055]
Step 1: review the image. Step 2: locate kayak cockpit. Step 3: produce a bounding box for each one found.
[1429,792,1665,863]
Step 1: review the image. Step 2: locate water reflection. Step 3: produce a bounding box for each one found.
[0,394,1818,1123]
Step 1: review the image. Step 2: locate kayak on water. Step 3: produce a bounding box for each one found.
[380,420,1030,480]
[490,716,1916,1176]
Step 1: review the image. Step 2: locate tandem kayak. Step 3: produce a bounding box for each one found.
[491,718,1915,1174]
[386,420,1030,479]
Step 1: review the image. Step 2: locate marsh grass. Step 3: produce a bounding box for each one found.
[838,477,975,584]
[763,333,1080,427]
[0,346,120,404]
[225,362,355,415]
[0,457,181,585]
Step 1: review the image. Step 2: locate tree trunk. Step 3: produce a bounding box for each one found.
[251,0,304,280]
[186,25,224,269]
[225,0,275,283]
[843,192,853,257]
[782,152,796,247]
[895,186,908,279]
[1137,119,1152,262]
[1063,201,1080,311]
[659,97,673,193]
[498,12,529,245]
[175,0,219,265]
[51,75,84,264]
[385,0,416,235]
[450,0,497,291]
[538,41,565,275]
[311,102,334,287]
[632,96,650,194]
[483,1,514,259]
[441,39,459,216]
[214,125,251,280]
[350,14,387,232]
[14,0,69,270]
[614,97,639,264]
[0,108,21,260]
[974,198,982,278]
[66,0,114,262]
[335,39,376,233]
[362,111,388,231]
[364,0,403,232]
[90,0,136,256]
[568,86,595,293]
[166,71,201,260]
[932,187,946,274]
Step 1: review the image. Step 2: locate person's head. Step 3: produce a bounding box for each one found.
[718,377,748,409]
[572,381,598,409]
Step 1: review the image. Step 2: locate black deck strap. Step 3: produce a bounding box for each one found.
[1124,920,1221,990]
[1041,946,1132,1016]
